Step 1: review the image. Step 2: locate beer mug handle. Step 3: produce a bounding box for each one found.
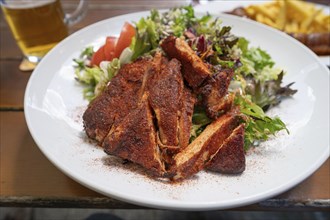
[64,0,88,27]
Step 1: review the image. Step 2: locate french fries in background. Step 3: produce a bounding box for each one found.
[231,0,330,55]
[244,0,329,34]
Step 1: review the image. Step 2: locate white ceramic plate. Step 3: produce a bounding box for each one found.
[24,11,329,211]
[194,0,330,67]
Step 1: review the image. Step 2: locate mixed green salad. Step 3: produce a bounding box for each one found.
[74,6,297,150]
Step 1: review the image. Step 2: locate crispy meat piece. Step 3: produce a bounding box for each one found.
[178,87,196,150]
[103,95,166,177]
[161,36,211,88]
[148,55,195,158]
[148,58,183,148]
[206,124,246,174]
[167,110,243,181]
[199,68,234,119]
[158,87,196,166]
[82,58,154,143]
[83,50,245,181]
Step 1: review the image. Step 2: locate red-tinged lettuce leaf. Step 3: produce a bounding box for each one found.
[245,71,297,111]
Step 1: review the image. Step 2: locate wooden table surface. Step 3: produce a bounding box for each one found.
[0,0,329,211]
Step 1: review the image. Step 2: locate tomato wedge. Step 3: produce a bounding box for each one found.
[114,22,136,58]
[90,45,106,67]
[91,37,117,66]
[90,22,135,66]
[104,36,117,61]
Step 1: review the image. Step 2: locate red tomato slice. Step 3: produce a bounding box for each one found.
[90,23,135,66]
[91,45,106,66]
[114,22,136,58]
[104,36,117,61]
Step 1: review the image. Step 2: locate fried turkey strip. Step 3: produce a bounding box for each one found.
[148,54,196,158]
[206,124,246,174]
[199,68,235,119]
[103,94,166,176]
[178,87,196,150]
[167,110,243,181]
[161,36,211,88]
[83,58,155,143]
[148,57,183,149]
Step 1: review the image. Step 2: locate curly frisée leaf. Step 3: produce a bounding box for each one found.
[244,116,288,151]
[235,95,289,150]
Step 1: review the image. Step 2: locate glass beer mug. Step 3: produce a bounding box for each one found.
[1,0,88,63]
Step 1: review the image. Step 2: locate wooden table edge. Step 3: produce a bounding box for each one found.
[1,196,329,211]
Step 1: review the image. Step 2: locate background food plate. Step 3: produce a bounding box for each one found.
[24,11,329,211]
[194,0,330,67]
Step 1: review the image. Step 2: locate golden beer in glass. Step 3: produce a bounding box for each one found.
[1,0,88,63]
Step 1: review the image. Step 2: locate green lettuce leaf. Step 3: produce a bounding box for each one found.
[75,58,120,101]
[235,95,289,150]
[235,37,277,80]
[190,106,212,143]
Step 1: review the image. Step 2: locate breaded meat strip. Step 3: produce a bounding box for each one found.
[199,68,234,119]
[83,58,154,143]
[148,54,195,157]
[206,124,246,174]
[103,95,166,177]
[178,87,196,150]
[161,36,211,88]
[148,57,183,149]
[167,110,243,181]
